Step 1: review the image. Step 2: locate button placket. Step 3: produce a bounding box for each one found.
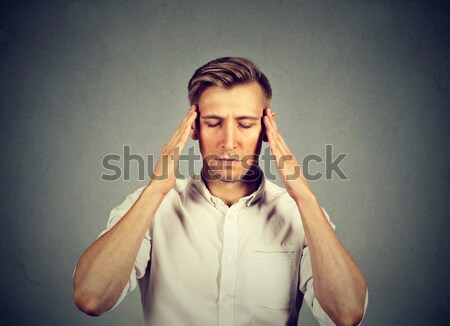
[218,205,240,326]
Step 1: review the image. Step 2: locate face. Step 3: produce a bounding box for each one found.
[192,82,267,182]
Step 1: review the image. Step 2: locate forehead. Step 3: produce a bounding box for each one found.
[198,82,264,116]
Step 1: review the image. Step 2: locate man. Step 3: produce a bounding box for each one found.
[73,57,368,326]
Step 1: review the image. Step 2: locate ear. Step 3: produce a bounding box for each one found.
[190,122,198,140]
[190,105,199,140]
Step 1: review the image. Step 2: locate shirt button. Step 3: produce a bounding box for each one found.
[223,295,231,302]
[228,214,235,220]
[225,254,232,260]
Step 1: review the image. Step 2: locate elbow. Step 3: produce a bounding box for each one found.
[321,297,365,326]
[334,308,364,326]
[73,289,106,317]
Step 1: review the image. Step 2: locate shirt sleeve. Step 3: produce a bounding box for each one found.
[298,207,369,326]
[98,186,151,310]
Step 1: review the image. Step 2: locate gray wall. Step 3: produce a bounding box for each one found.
[1,1,449,325]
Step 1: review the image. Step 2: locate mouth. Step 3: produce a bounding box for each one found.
[218,153,240,160]
[219,157,240,162]
[215,157,241,167]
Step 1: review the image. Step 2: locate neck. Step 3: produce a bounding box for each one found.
[202,166,262,206]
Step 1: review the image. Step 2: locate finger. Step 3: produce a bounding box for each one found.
[171,108,198,149]
[167,109,193,142]
[267,108,280,133]
[264,116,282,157]
[264,113,300,174]
[266,124,295,173]
[265,109,279,138]
[181,107,197,137]
[266,109,292,153]
[265,119,297,173]
[264,115,278,144]
[264,111,283,151]
[179,106,197,140]
[177,118,195,150]
[164,106,197,151]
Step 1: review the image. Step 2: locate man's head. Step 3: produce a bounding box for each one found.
[187,57,272,182]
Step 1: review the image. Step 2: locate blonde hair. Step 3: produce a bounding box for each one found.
[188,57,272,107]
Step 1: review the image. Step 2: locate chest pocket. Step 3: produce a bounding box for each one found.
[248,246,300,309]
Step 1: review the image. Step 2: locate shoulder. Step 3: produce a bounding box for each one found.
[173,178,192,194]
[109,180,190,219]
[105,185,146,228]
[262,179,335,229]
[260,180,301,221]
[154,179,196,207]
[263,179,296,206]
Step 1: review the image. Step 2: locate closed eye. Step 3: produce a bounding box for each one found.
[206,120,256,129]
[205,122,256,129]
[239,124,254,129]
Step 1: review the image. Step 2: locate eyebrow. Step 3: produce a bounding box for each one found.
[201,114,260,121]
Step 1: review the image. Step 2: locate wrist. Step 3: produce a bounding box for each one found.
[143,181,171,200]
[294,190,318,209]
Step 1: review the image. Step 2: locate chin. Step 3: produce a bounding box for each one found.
[201,159,262,182]
[201,167,248,183]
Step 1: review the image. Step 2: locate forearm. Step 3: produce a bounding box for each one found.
[297,195,367,326]
[73,183,166,316]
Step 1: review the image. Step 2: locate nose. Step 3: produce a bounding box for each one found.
[222,122,237,150]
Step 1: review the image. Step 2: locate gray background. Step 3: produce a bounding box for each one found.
[1,0,449,325]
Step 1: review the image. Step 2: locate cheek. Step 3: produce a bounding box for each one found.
[197,133,214,154]
[245,131,263,148]
[249,127,263,139]
[198,125,215,137]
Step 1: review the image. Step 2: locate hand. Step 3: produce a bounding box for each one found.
[149,105,197,195]
[263,108,314,202]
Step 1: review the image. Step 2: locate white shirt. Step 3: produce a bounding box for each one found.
[101,175,368,326]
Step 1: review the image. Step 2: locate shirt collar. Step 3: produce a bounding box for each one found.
[191,171,266,207]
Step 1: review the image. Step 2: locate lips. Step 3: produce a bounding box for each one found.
[218,154,241,161]
[219,158,240,164]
